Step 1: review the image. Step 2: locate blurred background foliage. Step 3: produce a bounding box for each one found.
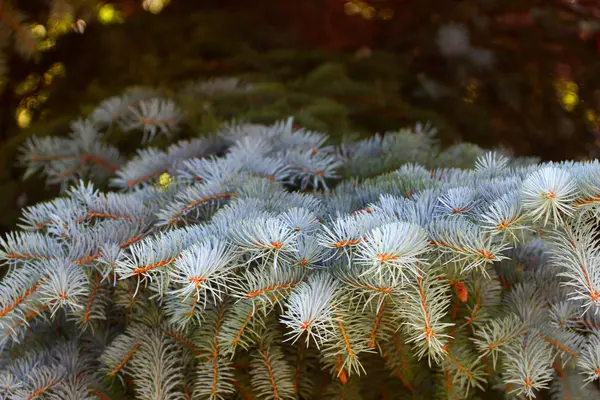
[0,0,599,233]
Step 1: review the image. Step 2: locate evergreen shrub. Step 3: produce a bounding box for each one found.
[2,87,600,400]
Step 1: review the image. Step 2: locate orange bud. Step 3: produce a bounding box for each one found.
[454,281,468,303]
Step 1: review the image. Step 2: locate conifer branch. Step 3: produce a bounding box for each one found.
[6,103,600,399]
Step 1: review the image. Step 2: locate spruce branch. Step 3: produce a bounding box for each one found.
[121,98,182,143]
[521,166,578,228]
[168,237,237,307]
[12,364,66,400]
[503,333,554,399]
[280,273,338,348]
[429,218,510,274]
[578,333,600,384]
[250,329,295,400]
[230,266,305,314]
[127,328,186,400]
[319,300,374,379]
[219,300,263,356]
[473,315,526,369]
[551,219,600,313]
[480,192,527,244]
[354,221,430,286]
[99,324,146,380]
[401,268,453,366]
[6,102,600,399]
[442,342,488,396]
[193,301,236,400]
